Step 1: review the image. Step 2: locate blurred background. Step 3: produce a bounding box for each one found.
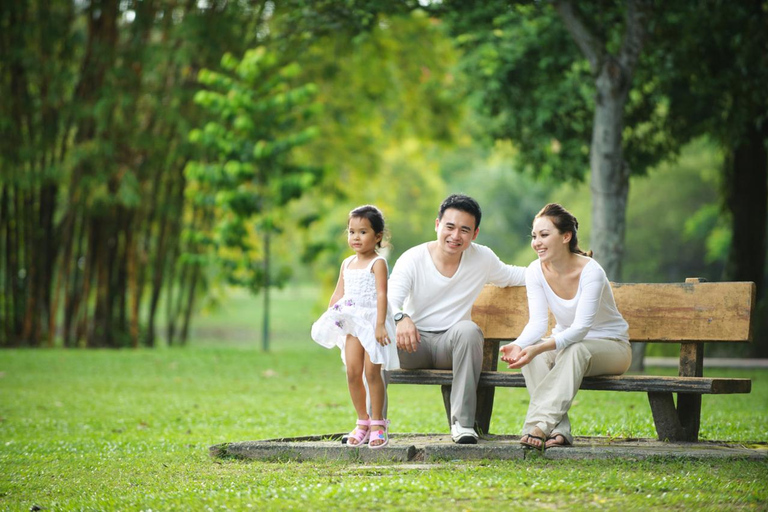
[1,0,766,361]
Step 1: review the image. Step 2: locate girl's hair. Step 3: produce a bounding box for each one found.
[535,203,592,257]
[349,205,389,249]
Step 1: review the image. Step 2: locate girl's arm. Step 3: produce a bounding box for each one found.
[372,258,391,346]
[327,260,346,307]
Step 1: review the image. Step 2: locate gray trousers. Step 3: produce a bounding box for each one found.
[521,338,632,444]
[378,320,483,428]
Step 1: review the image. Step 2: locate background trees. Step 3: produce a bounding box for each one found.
[0,0,270,347]
[186,47,321,350]
[1,1,765,354]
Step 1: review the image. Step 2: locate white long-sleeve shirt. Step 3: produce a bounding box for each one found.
[388,242,526,332]
[513,258,629,351]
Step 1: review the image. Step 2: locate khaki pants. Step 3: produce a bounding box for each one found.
[521,338,632,444]
[383,320,484,428]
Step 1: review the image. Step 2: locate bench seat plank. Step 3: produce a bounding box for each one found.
[388,369,751,394]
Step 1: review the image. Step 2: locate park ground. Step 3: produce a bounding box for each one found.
[1,286,766,510]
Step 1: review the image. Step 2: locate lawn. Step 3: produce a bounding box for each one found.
[1,286,767,510]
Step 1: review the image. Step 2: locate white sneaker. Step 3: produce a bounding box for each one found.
[451,422,478,444]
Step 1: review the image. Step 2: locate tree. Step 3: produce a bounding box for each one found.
[647,0,768,355]
[187,47,321,351]
[0,0,271,347]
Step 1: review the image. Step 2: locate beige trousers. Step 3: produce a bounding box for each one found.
[521,338,632,444]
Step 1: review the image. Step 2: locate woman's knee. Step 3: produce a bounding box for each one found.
[559,342,592,365]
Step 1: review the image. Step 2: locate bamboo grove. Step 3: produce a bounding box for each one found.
[0,1,275,347]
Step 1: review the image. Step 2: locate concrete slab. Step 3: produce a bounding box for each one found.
[210,433,767,463]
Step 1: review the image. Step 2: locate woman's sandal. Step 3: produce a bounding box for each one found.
[545,433,570,448]
[345,419,371,448]
[368,419,390,449]
[520,432,546,453]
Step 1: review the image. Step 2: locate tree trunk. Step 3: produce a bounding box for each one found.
[556,0,651,371]
[589,61,631,281]
[724,121,768,357]
[263,228,271,352]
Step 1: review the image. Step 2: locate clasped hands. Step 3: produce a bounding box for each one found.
[500,340,548,369]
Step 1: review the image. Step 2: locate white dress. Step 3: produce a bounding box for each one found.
[311,255,399,370]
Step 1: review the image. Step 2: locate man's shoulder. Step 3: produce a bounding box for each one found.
[397,243,430,261]
[466,242,504,262]
[467,242,491,256]
[391,243,430,274]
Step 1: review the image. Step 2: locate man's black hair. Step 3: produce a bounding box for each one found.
[438,194,482,229]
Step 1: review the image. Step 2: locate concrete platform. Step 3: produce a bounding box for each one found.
[210,433,767,463]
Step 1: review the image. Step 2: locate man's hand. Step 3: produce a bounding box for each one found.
[395,317,421,353]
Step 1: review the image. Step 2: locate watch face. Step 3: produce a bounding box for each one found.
[395,313,405,321]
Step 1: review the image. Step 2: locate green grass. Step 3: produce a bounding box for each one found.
[1,345,767,511]
[1,286,767,510]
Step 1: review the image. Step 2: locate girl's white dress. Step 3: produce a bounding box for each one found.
[311,255,399,370]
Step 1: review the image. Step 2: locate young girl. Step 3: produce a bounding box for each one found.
[500,203,631,450]
[311,205,399,449]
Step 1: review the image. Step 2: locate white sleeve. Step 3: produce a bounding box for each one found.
[553,265,605,350]
[512,264,549,349]
[387,250,413,313]
[479,245,526,286]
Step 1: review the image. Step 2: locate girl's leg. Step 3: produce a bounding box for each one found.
[364,355,387,447]
[344,335,369,445]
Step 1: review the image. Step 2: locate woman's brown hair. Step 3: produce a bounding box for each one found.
[535,203,592,257]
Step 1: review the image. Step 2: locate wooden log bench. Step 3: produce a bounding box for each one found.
[388,278,756,442]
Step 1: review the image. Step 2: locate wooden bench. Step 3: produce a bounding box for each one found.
[388,278,756,442]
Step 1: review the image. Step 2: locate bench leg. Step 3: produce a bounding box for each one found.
[648,392,684,441]
[441,385,452,429]
[676,394,701,442]
[475,387,495,435]
[647,392,700,442]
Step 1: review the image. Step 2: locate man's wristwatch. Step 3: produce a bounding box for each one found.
[394,312,409,323]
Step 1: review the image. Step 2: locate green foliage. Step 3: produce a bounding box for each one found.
[186,47,321,293]
[282,11,465,292]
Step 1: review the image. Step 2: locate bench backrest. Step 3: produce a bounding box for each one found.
[471,280,756,343]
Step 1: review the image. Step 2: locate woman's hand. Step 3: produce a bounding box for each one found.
[503,337,556,369]
[500,343,522,365]
[505,345,538,369]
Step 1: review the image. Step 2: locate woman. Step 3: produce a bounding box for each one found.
[500,203,631,450]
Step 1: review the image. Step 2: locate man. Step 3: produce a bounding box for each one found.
[388,194,526,444]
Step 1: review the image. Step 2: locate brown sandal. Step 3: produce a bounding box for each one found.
[520,433,546,452]
[545,433,570,448]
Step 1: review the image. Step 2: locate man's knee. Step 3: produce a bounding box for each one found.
[451,320,484,354]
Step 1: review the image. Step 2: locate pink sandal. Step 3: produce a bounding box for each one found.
[346,419,370,448]
[368,419,390,449]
